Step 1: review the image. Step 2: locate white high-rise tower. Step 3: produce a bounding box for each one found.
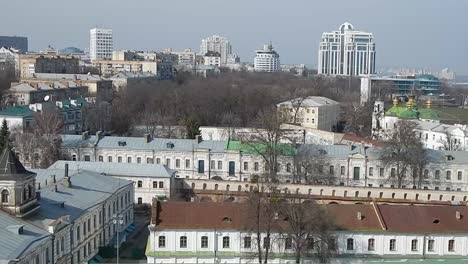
[318,22,376,76]
[254,43,280,72]
[200,35,232,65]
[90,28,113,61]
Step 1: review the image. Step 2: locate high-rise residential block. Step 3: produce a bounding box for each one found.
[318,22,376,76]
[254,43,280,72]
[90,28,113,60]
[200,35,232,65]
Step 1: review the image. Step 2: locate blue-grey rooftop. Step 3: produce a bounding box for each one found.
[49,160,174,178]
[0,210,51,261]
[61,135,226,152]
[27,169,132,229]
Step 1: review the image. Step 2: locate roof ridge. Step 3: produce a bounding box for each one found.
[372,201,387,231]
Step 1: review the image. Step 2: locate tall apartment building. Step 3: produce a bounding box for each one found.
[90,28,113,60]
[19,54,80,78]
[200,35,232,65]
[254,43,280,72]
[0,35,28,52]
[318,22,376,76]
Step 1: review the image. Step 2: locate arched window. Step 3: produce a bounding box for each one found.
[1,189,9,203]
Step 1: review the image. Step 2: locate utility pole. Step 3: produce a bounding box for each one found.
[112,213,124,264]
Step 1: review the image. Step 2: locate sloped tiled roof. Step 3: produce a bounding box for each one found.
[0,147,35,180]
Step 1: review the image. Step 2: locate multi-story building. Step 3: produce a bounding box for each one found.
[200,35,232,65]
[254,43,280,72]
[21,73,113,102]
[277,96,340,131]
[48,160,175,204]
[372,98,468,151]
[0,147,134,264]
[90,28,113,61]
[168,48,196,67]
[7,80,88,105]
[203,51,221,67]
[59,133,468,191]
[92,60,158,75]
[318,22,376,76]
[19,53,80,78]
[0,46,20,77]
[0,35,28,52]
[109,72,158,91]
[147,200,468,263]
[0,98,86,134]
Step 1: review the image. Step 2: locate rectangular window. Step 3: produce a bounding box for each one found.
[218,161,222,170]
[176,159,180,168]
[137,181,142,188]
[210,160,216,170]
[448,239,455,252]
[329,165,334,175]
[446,171,452,180]
[458,171,462,181]
[201,236,208,248]
[379,167,384,177]
[159,181,164,188]
[369,167,374,177]
[117,156,122,163]
[229,161,235,176]
[198,160,205,173]
[153,181,157,188]
[391,168,396,177]
[185,159,190,168]
[368,238,375,251]
[108,156,112,162]
[76,226,80,241]
[254,162,259,171]
[307,237,314,250]
[180,236,187,248]
[285,237,293,250]
[223,236,230,248]
[158,236,166,248]
[244,236,252,248]
[424,170,429,179]
[156,158,161,164]
[147,157,154,164]
[347,238,354,251]
[435,170,440,180]
[340,166,345,176]
[244,162,249,171]
[353,167,360,180]
[411,239,418,251]
[428,239,435,251]
[166,158,170,167]
[84,155,90,161]
[137,157,141,164]
[389,239,396,251]
[98,156,103,162]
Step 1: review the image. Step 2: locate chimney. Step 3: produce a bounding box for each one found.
[81,131,89,140]
[144,133,152,143]
[456,211,462,220]
[96,131,103,140]
[63,163,72,188]
[195,135,202,144]
[357,211,363,220]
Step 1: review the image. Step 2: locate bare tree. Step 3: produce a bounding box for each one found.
[294,146,334,185]
[279,199,334,263]
[380,121,427,188]
[438,130,462,151]
[33,110,63,136]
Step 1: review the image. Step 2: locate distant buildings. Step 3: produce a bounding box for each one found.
[0,46,20,77]
[277,96,340,131]
[90,28,113,60]
[254,43,280,72]
[203,51,222,67]
[18,53,80,78]
[92,60,158,75]
[109,72,158,91]
[0,35,28,52]
[318,22,376,76]
[200,35,232,65]
[167,48,196,67]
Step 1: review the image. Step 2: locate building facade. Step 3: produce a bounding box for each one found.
[203,51,222,67]
[0,35,28,52]
[147,201,468,263]
[90,28,113,61]
[277,96,340,131]
[254,43,280,73]
[19,54,80,78]
[318,22,376,76]
[200,35,232,65]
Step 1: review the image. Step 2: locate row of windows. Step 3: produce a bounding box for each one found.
[136,180,164,189]
[76,237,99,263]
[346,238,455,252]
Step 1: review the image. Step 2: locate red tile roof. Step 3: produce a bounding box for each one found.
[152,201,468,234]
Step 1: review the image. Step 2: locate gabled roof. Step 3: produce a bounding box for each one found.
[277,96,339,108]
[0,147,35,180]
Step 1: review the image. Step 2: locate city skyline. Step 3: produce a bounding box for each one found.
[1,0,467,73]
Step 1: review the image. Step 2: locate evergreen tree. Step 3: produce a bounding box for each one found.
[0,119,9,150]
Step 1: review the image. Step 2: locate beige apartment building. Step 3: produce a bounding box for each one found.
[19,54,79,78]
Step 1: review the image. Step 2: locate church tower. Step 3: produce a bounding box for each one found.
[0,147,39,217]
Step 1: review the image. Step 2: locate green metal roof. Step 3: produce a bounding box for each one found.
[225,140,296,156]
[419,108,440,120]
[0,105,33,117]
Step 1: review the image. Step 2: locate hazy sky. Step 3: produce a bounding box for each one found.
[2,0,467,73]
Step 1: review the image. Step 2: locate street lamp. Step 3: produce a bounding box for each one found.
[112,214,124,264]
